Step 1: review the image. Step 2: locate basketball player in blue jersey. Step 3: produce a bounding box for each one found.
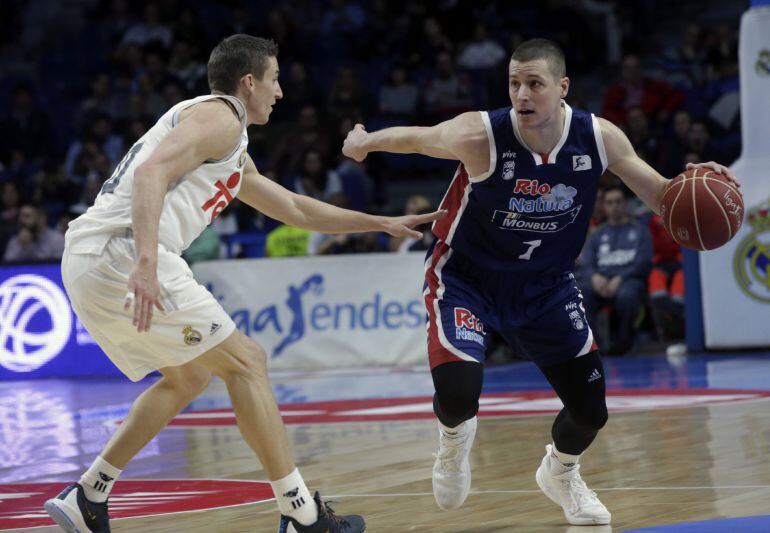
[343,39,739,526]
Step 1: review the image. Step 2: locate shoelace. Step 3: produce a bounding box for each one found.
[320,499,351,528]
[433,433,467,473]
[559,468,601,510]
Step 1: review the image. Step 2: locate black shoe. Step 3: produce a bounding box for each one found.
[277,491,365,532]
[44,483,111,533]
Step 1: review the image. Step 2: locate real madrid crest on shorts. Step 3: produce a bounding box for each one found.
[238,148,247,168]
[182,325,203,345]
[733,198,770,303]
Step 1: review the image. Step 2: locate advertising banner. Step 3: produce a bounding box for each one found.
[0,263,119,380]
[193,252,428,369]
[699,5,770,348]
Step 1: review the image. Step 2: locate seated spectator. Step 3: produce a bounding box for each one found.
[289,150,342,201]
[625,107,658,163]
[0,84,54,165]
[602,54,684,127]
[457,23,506,71]
[687,121,722,162]
[0,181,21,256]
[183,226,221,265]
[3,204,65,262]
[388,194,431,252]
[647,214,684,343]
[580,186,652,355]
[167,40,207,94]
[265,225,310,257]
[657,110,692,178]
[315,232,382,255]
[268,105,332,179]
[65,114,124,178]
[120,2,172,49]
[328,66,370,122]
[423,52,474,122]
[379,66,419,119]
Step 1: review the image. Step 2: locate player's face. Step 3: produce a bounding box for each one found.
[508,59,568,129]
[247,56,283,125]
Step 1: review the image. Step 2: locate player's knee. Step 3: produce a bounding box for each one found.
[223,342,268,383]
[434,388,479,425]
[571,404,608,432]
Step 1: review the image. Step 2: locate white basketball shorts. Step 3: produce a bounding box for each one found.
[61,236,235,381]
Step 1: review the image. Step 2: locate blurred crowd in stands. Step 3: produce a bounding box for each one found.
[0,0,745,353]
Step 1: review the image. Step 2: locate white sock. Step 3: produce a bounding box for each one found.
[271,468,318,526]
[439,419,466,437]
[79,456,122,503]
[550,444,580,476]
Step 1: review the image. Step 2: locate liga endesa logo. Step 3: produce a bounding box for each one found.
[0,479,273,530]
[115,389,770,428]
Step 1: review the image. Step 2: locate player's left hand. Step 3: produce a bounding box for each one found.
[686,162,741,189]
[381,209,447,238]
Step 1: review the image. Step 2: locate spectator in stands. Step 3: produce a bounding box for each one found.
[269,105,332,179]
[457,23,506,71]
[657,110,692,178]
[315,232,382,255]
[275,61,321,120]
[580,186,652,355]
[289,150,343,202]
[602,54,684,127]
[408,17,453,69]
[687,121,721,162]
[3,203,65,262]
[388,194,431,252]
[168,41,207,94]
[120,2,172,49]
[0,84,54,165]
[183,226,221,265]
[379,66,419,119]
[647,214,684,344]
[423,52,474,122]
[265,224,311,258]
[65,114,123,178]
[328,66,370,122]
[625,107,658,163]
[0,181,22,256]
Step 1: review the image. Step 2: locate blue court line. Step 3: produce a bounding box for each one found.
[624,515,770,532]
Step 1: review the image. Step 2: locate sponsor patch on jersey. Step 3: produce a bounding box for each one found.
[572,155,592,171]
[109,389,770,428]
[508,182,578,214]
[453,307,485,346]
[0,480,273,530]
[493,205,582,233]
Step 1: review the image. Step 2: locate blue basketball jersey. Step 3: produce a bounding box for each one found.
[432,102,606,274]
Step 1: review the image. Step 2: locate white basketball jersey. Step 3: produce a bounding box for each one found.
[66,94,249,255]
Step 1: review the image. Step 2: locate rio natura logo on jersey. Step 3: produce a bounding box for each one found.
[0,274,72,372]
[733,199,770,303]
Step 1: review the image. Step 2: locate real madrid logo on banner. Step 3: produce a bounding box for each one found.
[733,198,770,303]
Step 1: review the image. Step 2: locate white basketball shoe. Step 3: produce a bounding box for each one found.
[535,444,611,525]
[432,416,477,510]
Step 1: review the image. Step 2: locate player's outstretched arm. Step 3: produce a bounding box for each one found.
[599,117,670,216]
[600,117,741,216]
[127,101,241,332]
[238,155,445,238]
[342,112,489,176]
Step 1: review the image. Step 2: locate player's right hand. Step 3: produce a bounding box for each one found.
[125,259,165,332]
[342,123,369,162]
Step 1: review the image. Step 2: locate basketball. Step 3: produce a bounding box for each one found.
[660,168,744,251]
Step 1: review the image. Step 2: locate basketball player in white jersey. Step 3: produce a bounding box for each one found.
[44,34,443,533]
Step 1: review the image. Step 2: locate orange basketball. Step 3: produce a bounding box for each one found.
[660,168,744,251]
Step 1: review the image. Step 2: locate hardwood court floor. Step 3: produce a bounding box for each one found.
[4,353,770,532]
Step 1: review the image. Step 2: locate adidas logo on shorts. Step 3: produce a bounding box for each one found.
[210,322,221,335]
[588,368,602,383]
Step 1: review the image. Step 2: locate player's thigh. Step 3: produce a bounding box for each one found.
[501,293,596,366]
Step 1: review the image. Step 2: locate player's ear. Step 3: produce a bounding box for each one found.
[560,76,570,99]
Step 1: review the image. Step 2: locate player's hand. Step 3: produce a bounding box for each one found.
[125,258,165,332]
[605,275,622,298]
[591,273,609,295]
[380,209,447,238]
[685,162,740,189]
[342,123,370,162]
